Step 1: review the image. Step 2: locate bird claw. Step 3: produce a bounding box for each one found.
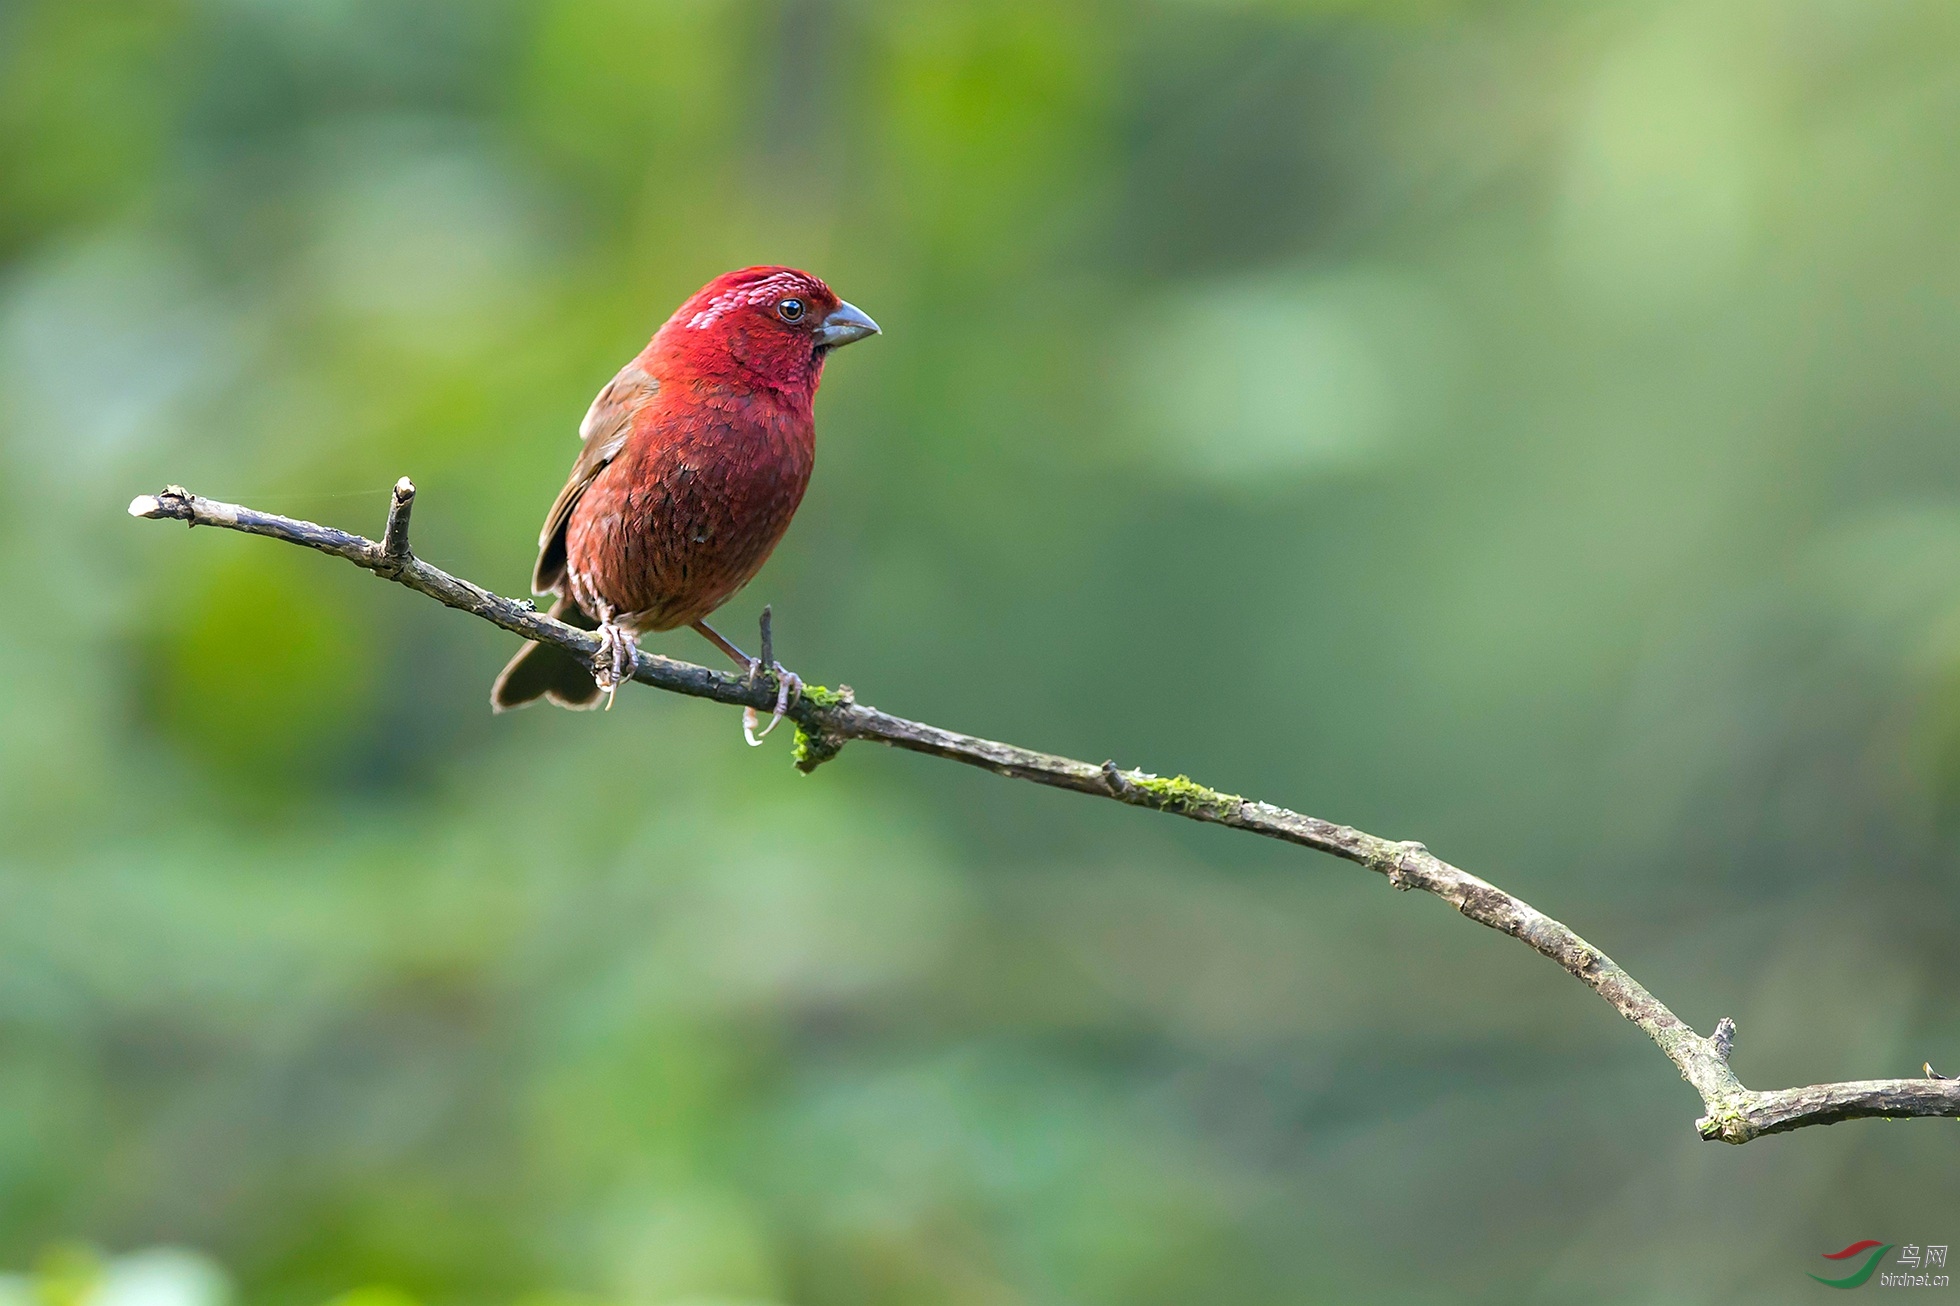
[742,661,803,746]
[592,619,638,709]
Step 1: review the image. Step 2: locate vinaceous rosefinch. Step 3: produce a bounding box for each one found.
[490,266,879,721]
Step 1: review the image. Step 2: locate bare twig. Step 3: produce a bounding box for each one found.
[381,476,416,564]
[128,483,1960,1144]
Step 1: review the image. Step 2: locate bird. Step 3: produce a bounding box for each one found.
[490,266,880,726]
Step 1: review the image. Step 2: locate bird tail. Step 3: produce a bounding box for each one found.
[490,596,603,711]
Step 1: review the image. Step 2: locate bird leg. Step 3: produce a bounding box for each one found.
[589,600,639,708]
[693,610,801,746]
[691,618,752,669]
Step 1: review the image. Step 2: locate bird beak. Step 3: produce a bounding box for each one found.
[812,300,881,349]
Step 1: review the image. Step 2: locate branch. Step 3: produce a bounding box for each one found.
[128,482,1960,1144]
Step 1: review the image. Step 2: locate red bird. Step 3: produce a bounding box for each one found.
[491,266,879,720]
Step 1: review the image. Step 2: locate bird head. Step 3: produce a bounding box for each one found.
[657,266,879,397]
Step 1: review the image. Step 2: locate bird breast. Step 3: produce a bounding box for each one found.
[562,401,815,632]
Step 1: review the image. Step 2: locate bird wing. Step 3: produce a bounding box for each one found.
[531,359,660,595]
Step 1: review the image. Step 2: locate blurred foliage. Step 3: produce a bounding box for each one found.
[3,0,1959,1302]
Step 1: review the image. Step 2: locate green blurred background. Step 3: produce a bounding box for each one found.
[2,1,1957,1302]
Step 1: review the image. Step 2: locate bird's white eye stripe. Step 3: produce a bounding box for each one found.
[686,273,818,329]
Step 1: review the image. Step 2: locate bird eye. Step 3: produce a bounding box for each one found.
[777,298,806,323]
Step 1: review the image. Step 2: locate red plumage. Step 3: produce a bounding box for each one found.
[492,267,879,711]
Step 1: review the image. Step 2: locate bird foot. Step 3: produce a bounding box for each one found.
[592,619,639,708]
[743,660,802,745]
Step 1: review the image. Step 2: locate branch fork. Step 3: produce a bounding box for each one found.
[128,481,1960,1144]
